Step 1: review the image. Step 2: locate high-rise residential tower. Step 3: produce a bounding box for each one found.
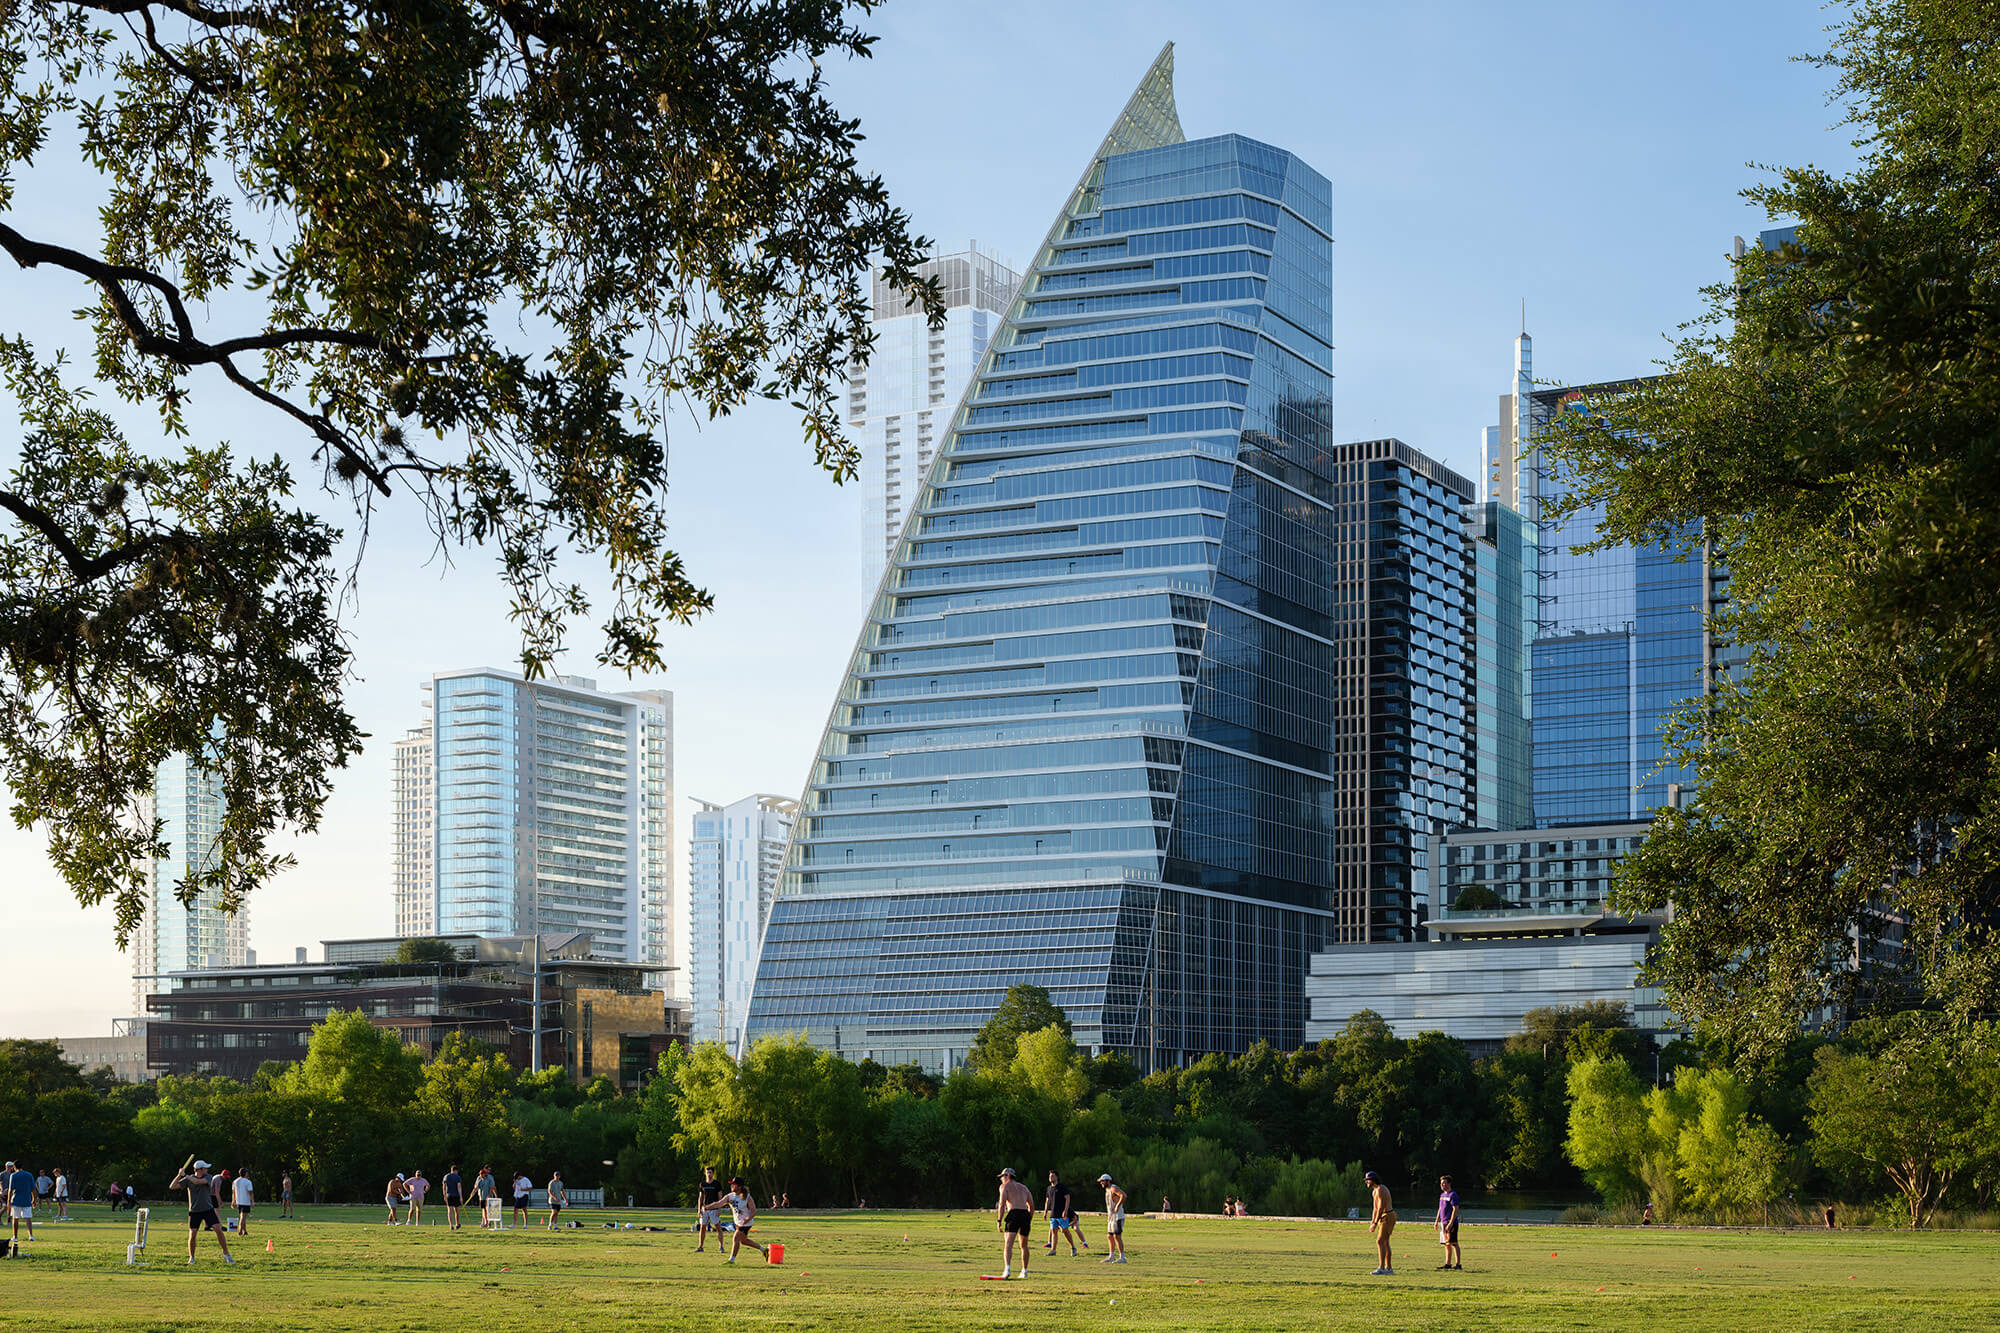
[133,753,250,1011]
[1465,499,1536,832]
[1480,330,1535,511]
[746,47,1473,1071]
[420,670,674,967]
[853,246,1021,598]
[687,794,797,1049]
[391,725,436,937]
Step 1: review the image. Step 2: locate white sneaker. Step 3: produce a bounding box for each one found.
[1102,1255,1117,1263]
[187,1257,196,1265]
[1000,1267,1011,1279]
[1114,1255,1128,1264]
[223,1254,236,1265]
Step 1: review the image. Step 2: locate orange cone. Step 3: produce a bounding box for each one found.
[265,1239,274,1253]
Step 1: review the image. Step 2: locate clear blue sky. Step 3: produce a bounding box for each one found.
[1,0,1854,1037]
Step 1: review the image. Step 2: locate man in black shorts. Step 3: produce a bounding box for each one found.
[442,1164,465,1231]
[994,1166,1035,1279]
[694,1167,725,1253]
[170,1160,235,1266]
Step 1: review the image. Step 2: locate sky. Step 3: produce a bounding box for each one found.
[0,1,1858,1039]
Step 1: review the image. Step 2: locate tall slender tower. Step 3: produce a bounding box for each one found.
[853,247,1021,599]
[746,47,1471,1071]
[687,794,798,1049]
[1480,328,1534,511]
[391,725,436,937]
[133,753,250,1011]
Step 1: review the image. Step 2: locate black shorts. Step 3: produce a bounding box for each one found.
[512,1195,529,1208]
[189,1208,221,1231]
[1003,1208,1032,1237]
[444,1192,463,1207]
[550,1204,563,1216]
[237,1205,252,1217]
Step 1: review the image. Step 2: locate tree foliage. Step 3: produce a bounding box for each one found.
[1536,0,2000,1051]
[391,937,463,965]
[969,984,1072,1071]
[0,1,939,939]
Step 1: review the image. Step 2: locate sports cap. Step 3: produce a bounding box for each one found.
[194,1160,211,1169]
[998,1167,1015,1178]
[1097,1173,1113,1183]
[1363,1170,1379,1182]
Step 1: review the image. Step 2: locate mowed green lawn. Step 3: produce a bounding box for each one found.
[5,1205,1997,1332]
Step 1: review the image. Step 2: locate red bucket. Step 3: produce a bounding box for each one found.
[767,1242,785,1265]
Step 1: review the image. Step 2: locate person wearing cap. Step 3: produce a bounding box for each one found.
[716,1177,767,1264]
[1097,1173,1128,1264]
[384,1172,408,1225]
[544,1170,567,1230]
[5,1160,34,1253]
[170,1160,235,1266]
[993,1167,1035,1279]
[1365,1170,1396,1275]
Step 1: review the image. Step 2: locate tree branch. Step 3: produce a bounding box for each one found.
[133,5,245,96]
[0,490,161,583]
[67,1,273,34]
[0,221,395,496]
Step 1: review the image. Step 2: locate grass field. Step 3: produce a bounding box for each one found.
[4,1204,1997,1332]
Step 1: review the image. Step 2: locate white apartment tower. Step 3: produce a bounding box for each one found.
[407,670,674,968]
[133,752,250,1011]
[687,793,796,1049]
[852,245,1020,597]
[391,725,436,936]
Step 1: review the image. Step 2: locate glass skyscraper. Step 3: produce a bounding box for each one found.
[688,793,796,1049]
[419,670,674,967]
[1528,381,1720,825]
[133,751,250,1011]
[746,47,1472,1070]
[1466,500,1535,831]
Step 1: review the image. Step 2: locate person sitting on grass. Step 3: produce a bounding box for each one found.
[171,1161,235,1267]
[718,1177,768,1265]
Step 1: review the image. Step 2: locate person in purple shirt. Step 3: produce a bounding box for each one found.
[1436,1175,1462,1271]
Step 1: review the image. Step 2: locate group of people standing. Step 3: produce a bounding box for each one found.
[1364,1172,1463,1277]
[991,1168,1128,1280]
[383,1165,571,1232]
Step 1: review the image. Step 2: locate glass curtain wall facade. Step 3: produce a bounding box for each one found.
[748,48,1467,1070]
[1467,500,1535,831]
[133,751,250,1012]
[687,794,797,1049]
[1528,381,1719,825]
[429,670,674,967]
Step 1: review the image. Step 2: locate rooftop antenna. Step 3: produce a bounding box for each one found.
[1520,298,1526,335]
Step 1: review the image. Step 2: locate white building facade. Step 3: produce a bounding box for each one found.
[391,724,436,937]
[687,794,796,1049]
[133,753,250,1011]
[413,670,674,969]
[851,246,1020,599]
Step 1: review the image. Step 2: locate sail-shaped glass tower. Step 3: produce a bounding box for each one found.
[746,47,1463,1070]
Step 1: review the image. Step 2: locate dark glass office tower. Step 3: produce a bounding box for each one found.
[745,47,1469,1070]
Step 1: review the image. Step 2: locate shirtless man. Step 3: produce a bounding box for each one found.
[1366,1170,1396,1275]
[993,1167,1034,1279]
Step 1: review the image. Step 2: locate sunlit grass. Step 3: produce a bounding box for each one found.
[7,1203,1998,1331]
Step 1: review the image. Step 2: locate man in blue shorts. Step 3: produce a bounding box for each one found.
[1044,1171,1080,1256]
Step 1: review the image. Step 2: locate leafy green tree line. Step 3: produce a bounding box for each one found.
[11,989,1998,1223]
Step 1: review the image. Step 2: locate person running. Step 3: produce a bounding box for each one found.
[52,1168,68,1222]
[993,1167,1034,1279]
[232,1168,254,1238]
[442,1164,465,1231]
[1436,1175,1461,1270]
[717,1177,767,1264]
[1098,1173,1128,1264]
[384,1173,407,1225]
[406,1169,429,1226]
[694,1167,725,1254]
[170,1161,235,1266]
[279,1171,294,1219]
[1365,1170,1396,1276]
[1044,1171,1077,1257]
[5,1161,34,1253]
[511,1171,532,1228]
[545,1171,567,1230]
